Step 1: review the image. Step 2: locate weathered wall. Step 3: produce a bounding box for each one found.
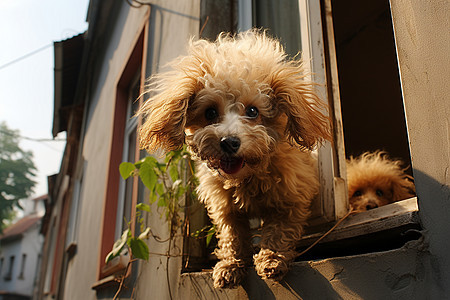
[390,0,450,298]
[61,1,200,299]
[133,1,200,299]
[62,3,150,299]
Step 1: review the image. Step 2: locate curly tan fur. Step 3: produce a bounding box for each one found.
[138,30,331,288]
[347,151,416,212]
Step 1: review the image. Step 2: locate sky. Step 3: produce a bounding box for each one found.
[0,0,90,198]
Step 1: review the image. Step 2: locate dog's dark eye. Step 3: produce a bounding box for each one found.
[246,106,259,118]
[376,189,384,197]
[353,190,362,197]
[205,107,218,121]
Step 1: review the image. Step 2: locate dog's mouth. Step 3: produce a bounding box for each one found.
[218,157,245,174]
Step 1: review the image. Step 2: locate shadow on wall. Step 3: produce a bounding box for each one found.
[413,169,450,237]
[413,168,450,297]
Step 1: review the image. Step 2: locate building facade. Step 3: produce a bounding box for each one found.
[36,0,449,299]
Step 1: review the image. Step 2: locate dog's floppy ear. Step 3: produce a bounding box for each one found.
[271,68,332,149]
[138,71,199,153]
[391,175,416,201]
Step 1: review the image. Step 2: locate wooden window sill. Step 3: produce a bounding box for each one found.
[297,197,420,259]
[92,254,130,290]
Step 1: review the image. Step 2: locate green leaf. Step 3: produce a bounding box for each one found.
[143,156,158,166]
[128,237,149,261]
[156,183,165,196]
[206,225,216,247]
[134,156,157,170]
[105,229,130,263]
[156,162,166,173]
[136,203,151,212]
[164,151,175,163]
[168,164,179,182]
[157,195,167,207]
[119,162,135,180]
[139,163,157,191]
[206,232,213,247]
[149,192,157,204]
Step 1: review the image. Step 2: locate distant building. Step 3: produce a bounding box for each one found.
[0,196,46,300]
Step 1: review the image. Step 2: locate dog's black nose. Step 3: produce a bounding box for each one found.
[220,136,241,154]
[366,201,379,210]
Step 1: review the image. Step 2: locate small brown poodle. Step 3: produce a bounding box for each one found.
[138,30,331,288]
[347,151,416,212]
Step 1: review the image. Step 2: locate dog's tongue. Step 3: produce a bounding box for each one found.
[219,157,244,174]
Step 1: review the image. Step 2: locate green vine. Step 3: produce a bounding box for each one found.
[106,146,198,264]
[105,146,213,299]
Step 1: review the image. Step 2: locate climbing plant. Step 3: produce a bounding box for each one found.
[105,146,203,299]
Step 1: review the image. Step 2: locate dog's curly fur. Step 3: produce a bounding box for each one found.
[347,151,416,212]
[138,30,331,288]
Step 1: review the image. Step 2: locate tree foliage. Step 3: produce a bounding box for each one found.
[0,122,36,230]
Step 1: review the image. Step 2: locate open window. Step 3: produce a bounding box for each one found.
[189,0,420,265]
[295,0,420,256]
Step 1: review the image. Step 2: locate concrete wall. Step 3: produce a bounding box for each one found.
[390,0,450,298]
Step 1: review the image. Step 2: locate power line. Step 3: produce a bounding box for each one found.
[0,43,53,71]
[0,129,66,143]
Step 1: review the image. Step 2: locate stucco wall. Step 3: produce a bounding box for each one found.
[62,1,200,299]
[62,3,150,299]
[133,1,200,299]
[390,0,450,298]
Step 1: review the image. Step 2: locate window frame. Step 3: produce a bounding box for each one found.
[0,257,3,278]
[302,0,419,243]
[18,253,26,280]
[96,20,148,282]
[4,255,14,281]
[115,72,142,239]
[235,0,419,245]
[239,0,349,228]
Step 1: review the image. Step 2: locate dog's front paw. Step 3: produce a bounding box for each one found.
[212,260,247,289]
[254,248,289,281]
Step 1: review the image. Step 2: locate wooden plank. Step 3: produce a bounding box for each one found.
[299,197,419,246]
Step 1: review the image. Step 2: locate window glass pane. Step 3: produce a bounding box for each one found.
[254,0,302,57]
[118,72,141,235]
[122,116,137,232]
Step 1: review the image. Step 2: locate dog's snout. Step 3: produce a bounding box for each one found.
[366,200,379,210]
[220,136,241,154]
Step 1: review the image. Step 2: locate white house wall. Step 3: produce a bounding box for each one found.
[0,224,42,298]
[130,1,201,299]
[62,3,150,300]
[62,1,200,299]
